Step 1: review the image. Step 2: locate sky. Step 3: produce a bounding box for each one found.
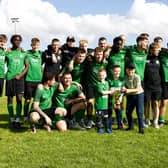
[47,0,168,16]
[47,0,133,16]
[0,0,168,49]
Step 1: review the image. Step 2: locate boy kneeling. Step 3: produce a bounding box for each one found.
[29,72,67,133]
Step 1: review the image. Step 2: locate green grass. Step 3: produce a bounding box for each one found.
[0,96,168,168]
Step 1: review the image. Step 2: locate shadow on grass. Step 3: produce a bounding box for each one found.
[0,114,9,122]
[0,114,50,133]
[0,114,29,133]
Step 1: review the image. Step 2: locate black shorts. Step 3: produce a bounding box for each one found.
[24,81,40,99]
[84,85,96,99]
[161,82,168,99]
[6,77,24,96]
[96,110,108,117]
[30,107,56,120]
[0,78,4,96]
[144,89,161,101]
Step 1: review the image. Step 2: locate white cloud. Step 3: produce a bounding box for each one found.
[0,0,168,48]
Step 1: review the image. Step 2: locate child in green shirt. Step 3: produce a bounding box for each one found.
[95,69,113,134]
[108,65,125,130]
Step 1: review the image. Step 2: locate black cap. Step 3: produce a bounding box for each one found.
[126,63,135,69]
[66,36,75,42]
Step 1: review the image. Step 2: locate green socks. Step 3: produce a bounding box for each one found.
[7,104,14,120]
[24,101,30,117]
[159,116,165,123]
[8,103,23,122]
[75,109,85,122]
[16,103,22,119]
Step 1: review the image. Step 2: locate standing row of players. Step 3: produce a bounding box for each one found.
[0,33,167,134]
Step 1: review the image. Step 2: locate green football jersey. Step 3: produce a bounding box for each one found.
[52,84,82,108]
[25,50,42,82]
[5,48,25,80]
[95,81,109,110]
[159,50,168,82]
[34,83,58,110]
[107,48,126,80]
[108,78,124,90]
[126,45,147,81]
[71,63,84,83]
[108,78,124,105]
[0,48,6,78]
[86,60,108,87]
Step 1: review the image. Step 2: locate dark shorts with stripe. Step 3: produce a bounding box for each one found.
[24,81,40,99]
[144,88,161,101]
[6,77,24,96]
[29,107,56,120]
[84,85,96,99]
[96,110,108,117]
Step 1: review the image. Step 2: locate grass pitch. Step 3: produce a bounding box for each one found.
[0,96,168,168]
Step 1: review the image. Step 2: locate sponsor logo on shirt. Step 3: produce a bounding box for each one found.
[0,55,5,61]
[102,95,108,98]
[46,55,51,58]
[13,59,20,65]
[20,54,24,58]
[31,58,40,64]
[57,55,61,61]
[135,57,144,61]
